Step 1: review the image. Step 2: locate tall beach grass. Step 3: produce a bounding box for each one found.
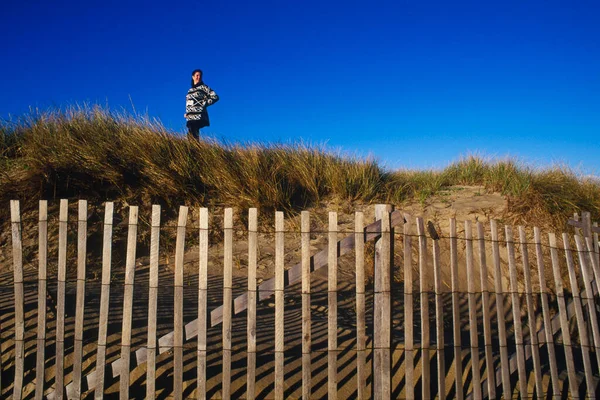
[1,106,598,229]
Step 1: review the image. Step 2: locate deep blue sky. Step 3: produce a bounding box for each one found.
[2,1,599,174]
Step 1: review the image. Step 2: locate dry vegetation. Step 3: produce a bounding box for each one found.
[1,105,599,230]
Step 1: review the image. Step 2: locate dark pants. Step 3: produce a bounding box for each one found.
[187,120,204,140]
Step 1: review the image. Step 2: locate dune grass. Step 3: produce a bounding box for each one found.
[0,106,598,229]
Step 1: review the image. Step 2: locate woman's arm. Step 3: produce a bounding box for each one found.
[200,84,219,106]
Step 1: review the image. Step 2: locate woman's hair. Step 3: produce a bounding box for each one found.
[190,69,203,87]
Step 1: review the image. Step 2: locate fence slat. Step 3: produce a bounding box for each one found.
[54,199,68,399]
[490,220,511,397]
[574,235,600,371]
[246,208,257,400]
[301,211,312,400]
[561,233,594,398]
[146,205,160,399]
[505,226,528,399]
[355,212,366,400]
[196,208,209,399]
[476,222,495,399]
[119,206,139,400]
[548,233,579,399]
[404,214,414,400]
[374,205,391,400]
[275,211,285,399]
[586,235,600,297]
[464,221,481,399]
[573,212,582,236]
[449,219,463,400]
[327,212,338,399]
[582,211,592,239]
[593,222,599,268]
[92,202,114,399]
[534,228,561,398]
[432,228,445,400]
[36,201,48,400]
[68,200,87,400]
[10,200,24,400]
[517,227,544,399]
[174,206,188,400]
[416,217,430,399]
[223,208,233,399]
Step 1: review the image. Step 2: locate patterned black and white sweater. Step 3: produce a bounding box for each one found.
[185,82,219,126]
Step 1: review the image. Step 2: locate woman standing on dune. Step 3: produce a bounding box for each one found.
[185,69,219,140]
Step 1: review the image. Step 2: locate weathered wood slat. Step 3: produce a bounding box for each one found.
[174,206,188,400]
[355,212,366,400]
[146,205,160,399]
[548,233,579,399]
[275,211,285,400]
[584,233,600,392]
[119,206,139,400]
[92,202,114,399]
[449,219,463,400]
[517,227,543,399]
[464,221,481,399]
[197,208,209,400]
[54,199,68,400]
[223,208,233,399]
[569,223,600,233]
[301,211,311,400]
[158,331,175,353]
[490,220,511,397]
[561,233,594,399]
[584,234,600,294]
[574,235,600,373]
[417,217,430,399]
[404,214,415,400]
[432,228,445,400]
[328,212,338,399]
[505,226,527,399]
[569,221,600,233]
[593,222,599,267]
[569,213,600,233]
[534,228,560,398]
[10,200,25,400]
[374,205,391,400]
[68,200,87,400]
[582,211,592,238]
[570,213,582,236]
[476,222,495,399]
[36,201,48,400]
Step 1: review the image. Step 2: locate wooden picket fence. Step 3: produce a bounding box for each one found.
[1,199,600,399]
